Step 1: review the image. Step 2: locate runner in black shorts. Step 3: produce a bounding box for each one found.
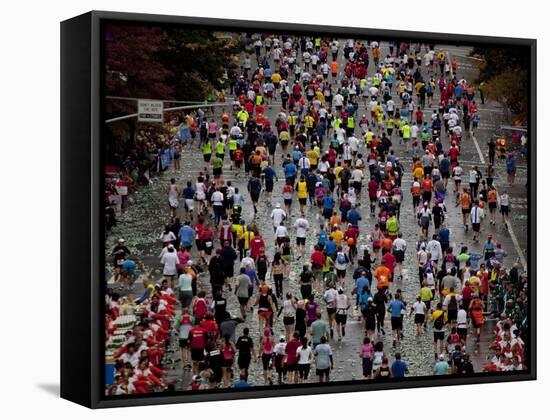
[191,348,204,363]
[236,328,254,378]
[391,316,403,331]
[179,337,189,349]
[394,249,405,264]
[414,313,425,325]
[433,330,445,342]
[335,309,348,331]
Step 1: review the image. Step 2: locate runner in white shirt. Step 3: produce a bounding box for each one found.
[499,190,511,225]
[294,216,310,259]
[342,143,353,162]
[270,203,287,232]
[386,99,395,114]
[273,47,281,62]
[275,223,289,242]
[452,165,463,196]
[298,156,311,173]
[335,127,346,144]
[348,135,360,155]
[426,236,443,268]
[230,124,242,138]
[296,342,313,383]
[410,296,427,336]
[351,167,363,184]
[470,202,482,242]
[210,189,225,226]
[324,286,338,338]
[411,124,419,141]
[311,54,319,68]
[456,308,468,341]
[318,159,329,175]
[333,93,344,109]
[335,289,350,341]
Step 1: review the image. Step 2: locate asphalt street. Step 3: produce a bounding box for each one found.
[106,38,528,389]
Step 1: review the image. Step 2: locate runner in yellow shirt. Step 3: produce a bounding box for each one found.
[306,148,320,170]
[296,176,308,215]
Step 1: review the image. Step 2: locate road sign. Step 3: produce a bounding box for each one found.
[137,100,163,122]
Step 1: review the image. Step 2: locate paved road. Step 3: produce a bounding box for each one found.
[106,37,527,389]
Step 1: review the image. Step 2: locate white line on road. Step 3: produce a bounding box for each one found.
[508,223,527,270]
[497,192,528,270]
[471,135,486,164]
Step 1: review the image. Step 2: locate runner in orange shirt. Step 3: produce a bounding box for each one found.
[460,188,472,231]
[374,264,391,289]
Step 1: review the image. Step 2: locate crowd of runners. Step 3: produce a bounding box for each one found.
[104,34,529,395]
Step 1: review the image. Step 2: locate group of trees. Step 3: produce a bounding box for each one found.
[104,24,243,160]
[470,46,529,121]
[105,25,242,115]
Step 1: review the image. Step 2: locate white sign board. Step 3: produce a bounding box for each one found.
[138,100,164,122]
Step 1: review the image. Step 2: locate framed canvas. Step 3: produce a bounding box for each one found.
[61,11,536,408]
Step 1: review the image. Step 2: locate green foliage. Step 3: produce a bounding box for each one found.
[470,46,529,119]
[160,29,242,101]
[104,25,243,106]
[103,25,244,164]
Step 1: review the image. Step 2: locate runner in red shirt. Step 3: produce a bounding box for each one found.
[189,324,207,374]
[250,235,266,259]
[381,250,397,278]
[368,177,379,216]
[448,143,460,165]
[310,247,326,269]
[284,332,301,384]
[200,312,220,349]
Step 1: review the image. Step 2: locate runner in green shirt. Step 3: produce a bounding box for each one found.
[215,139,225,159]
[202,141,212,165]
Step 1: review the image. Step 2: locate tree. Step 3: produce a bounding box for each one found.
[104,25,175,164]
[470,46,529,120]
[104,25,175,119]
[159,29,242,102]
[102,25,243,165]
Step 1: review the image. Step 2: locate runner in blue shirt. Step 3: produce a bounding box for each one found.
[391,352,408,378]
[324,238,337,259]
[292,148,302,164]
[322,193,335,219]
[284,161,297,183]
[233,374,252,388]
[355,273,370,305]
[179,222,195,250]
[388,290,406,348]
[454,84,463,100]
[347,206,362,226]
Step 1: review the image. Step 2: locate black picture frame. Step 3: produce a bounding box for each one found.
[61,10,537,408]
